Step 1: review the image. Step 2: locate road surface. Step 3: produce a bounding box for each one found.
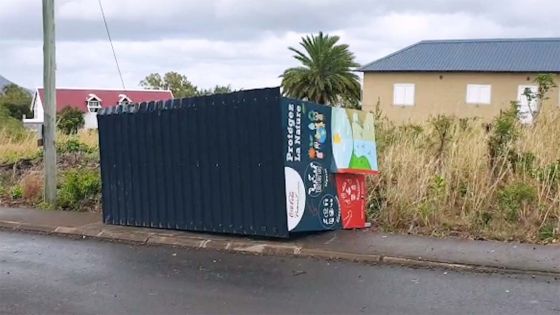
[1,230,559,315]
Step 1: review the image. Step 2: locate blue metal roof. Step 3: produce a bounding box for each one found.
[359,38,560,73]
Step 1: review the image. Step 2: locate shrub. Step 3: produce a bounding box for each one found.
[371,105,559,243]
[58,106,85,135]
[10,185,23,200]
[509,151,537,175]
[21,172,43,202]
[0,105,28,140]
[57,138,93,154]
[537,160,560,185]
[57,169,101,211]
[0,181,6,197]
[498,182,537,222]
[429,115,454,163]
[488,102,520,171]
[538,223,556,242]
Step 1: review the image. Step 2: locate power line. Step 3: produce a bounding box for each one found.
[98,0,126,90]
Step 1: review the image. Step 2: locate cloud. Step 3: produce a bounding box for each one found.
[1,0,560,90]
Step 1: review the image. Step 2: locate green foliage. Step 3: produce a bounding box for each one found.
[197,85,235,96]
[57,138,93,154]
[538,223,557,242]
[280,32,361,106]
[140,72,198,98]
[57,106,85,135]
[139,72,236,98]
[10,185,23,200]
[0,176,7,197]
[400,124,424,138]
[416,175,448,227]
[0,84,32,120]
[507,151,537,176]
[430,175,447,196]
[429,115,454,163]
[537,160,560,185]
[0,105,27,139]
[57,169,101,211]
[498,182,537,222]
[521,73,557,122]
[479,211,493,226]
[534,74,557,104]
[488,102,520,170]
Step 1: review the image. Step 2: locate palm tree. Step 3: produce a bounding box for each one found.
[280,32,361,106]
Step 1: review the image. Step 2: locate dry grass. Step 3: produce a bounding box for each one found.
[0,130,40,164]
[0,130,98,165]
[0,129,100,210]
[20,171,43,203]
[369,107,560,243]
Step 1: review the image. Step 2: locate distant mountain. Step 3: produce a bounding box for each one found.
[0,75,10,90]
[0,75,32,94]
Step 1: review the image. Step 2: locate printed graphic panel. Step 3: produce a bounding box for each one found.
[281,98,341,232]
[331,108,379,174]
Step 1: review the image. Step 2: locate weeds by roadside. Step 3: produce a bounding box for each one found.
[0,130,100,211]
[369,105,560,243]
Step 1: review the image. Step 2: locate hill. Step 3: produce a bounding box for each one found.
[0,75,31,94]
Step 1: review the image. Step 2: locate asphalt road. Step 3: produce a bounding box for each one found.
[1,231,559,315]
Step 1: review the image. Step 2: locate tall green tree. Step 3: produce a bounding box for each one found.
[197,84,235,96]
[57,106,85,135]
[280,32,361,106]
[0,84,32,119]
[139,71,198,98]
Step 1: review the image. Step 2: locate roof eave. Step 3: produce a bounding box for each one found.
[360,69,560,73]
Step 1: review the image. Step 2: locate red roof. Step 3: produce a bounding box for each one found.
[37,88,174,113]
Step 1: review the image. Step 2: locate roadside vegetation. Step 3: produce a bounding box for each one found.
[368,102,560,244]
[0,130,100,211]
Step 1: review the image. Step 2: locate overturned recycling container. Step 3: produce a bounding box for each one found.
[98,87,378,238]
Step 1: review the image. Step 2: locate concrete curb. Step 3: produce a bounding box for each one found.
[1,219,558,277]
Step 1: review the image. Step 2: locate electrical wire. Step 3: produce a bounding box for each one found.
[98,0,126,90]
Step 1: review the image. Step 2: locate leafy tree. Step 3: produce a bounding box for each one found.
[0,105,26,139]
[0,84,32,119]
[197,84,235,96]
[280,32,361,106]
[57,106,84,135]
[139,71,198,98]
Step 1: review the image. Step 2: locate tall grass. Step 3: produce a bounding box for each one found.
[369,106,560,243]
[0,129,98,165]
[0,129,40,164]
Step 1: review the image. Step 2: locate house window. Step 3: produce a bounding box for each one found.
[466,84,491,104]
[87,100,101,112]
[393,83,415,106]
[86,93,102,113]
[118,94,131,105]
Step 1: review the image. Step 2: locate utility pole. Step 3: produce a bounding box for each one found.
[43,0,57,203]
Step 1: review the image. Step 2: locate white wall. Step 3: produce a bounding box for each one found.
[83,112,98,129]
[23,91,44,124]
[35,96,44,121]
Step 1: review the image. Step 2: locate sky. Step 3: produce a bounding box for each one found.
[1,0,560,91]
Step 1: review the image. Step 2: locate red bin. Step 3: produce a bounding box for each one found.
[335,174,367,229]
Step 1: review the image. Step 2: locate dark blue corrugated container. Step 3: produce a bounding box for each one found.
[98,87,378,238]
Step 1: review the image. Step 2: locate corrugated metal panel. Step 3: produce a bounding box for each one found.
[97,88,289,238]
[360,38,560,72]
